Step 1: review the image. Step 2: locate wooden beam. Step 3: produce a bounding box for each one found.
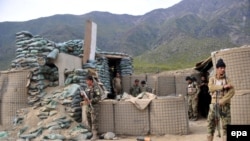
[83,20,97,64]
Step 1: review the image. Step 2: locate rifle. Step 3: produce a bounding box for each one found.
[214,90,221,138]
[79,87,93,109]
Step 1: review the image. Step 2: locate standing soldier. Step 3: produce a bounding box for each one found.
[207,59,235,141]
[81,75,101,141]
[112,72,122,99]
[186,76,200,121]
[130,79,142,97]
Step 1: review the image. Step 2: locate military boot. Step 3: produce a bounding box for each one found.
[207,135,213,141]
[91,130,98,141]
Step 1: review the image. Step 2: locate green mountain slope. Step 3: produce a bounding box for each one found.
[0,0,249,72]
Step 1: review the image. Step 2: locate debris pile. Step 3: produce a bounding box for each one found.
[11,84,92,140]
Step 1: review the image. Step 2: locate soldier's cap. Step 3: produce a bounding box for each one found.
[86,75,93,81]
[216,58,226,68]
[185,76,192,81]
[141,80,146,84]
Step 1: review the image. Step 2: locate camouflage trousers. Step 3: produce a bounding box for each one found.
[207,103,231,136]
[188,94,198,119]
[86,104,99,131]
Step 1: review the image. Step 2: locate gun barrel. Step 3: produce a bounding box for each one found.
[79,87,94,109]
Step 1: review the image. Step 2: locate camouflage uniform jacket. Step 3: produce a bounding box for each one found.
[130,85,142,97]
[208,75,235,104]
[187,82,200,96]
[141,85,153,93]
[85,84,101,105]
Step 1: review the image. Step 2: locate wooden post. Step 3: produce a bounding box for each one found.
[83,20,97,64]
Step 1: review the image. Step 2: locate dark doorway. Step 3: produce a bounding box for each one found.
[107,58,121,99]
[198,74,211,118]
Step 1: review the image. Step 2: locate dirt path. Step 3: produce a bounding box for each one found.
[100,118,223,141]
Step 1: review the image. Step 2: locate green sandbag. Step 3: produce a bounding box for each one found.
[43,134,65,140]
[47,48,59,59]
[0,131,8,139]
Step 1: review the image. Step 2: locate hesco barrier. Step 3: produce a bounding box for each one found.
[211,45,250,90]
[175,74,188,96]
[0,70,30,128]
[0,72,8,127]
[146,75,157,93]
[97,100,116,133]
[157,75,175,96]
[231,90,250,125]
[114,101,150,135]
[150,96,189,135]
[98,96,189,135]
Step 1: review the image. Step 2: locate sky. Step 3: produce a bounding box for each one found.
[0,0,182,22]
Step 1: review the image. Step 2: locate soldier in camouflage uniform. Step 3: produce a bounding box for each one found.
[186,76,200,121]
[207,59,235,141]
[140,80,153,93]
[129,79,142,97]
[81,75,101,141]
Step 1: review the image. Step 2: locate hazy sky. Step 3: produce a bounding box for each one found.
[0,0,182,22]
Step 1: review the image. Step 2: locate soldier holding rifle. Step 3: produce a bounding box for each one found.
[207,59,235,141]
[80,75,101,141]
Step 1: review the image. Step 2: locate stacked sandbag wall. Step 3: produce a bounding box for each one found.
[12,31,61,105]
[56,39,84,57]
[13,31,57,69]
[64,69,88,88]
[119,57,133,76]
[96,56,111,92]
[212,45,250,124]
[0,71,30,128]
